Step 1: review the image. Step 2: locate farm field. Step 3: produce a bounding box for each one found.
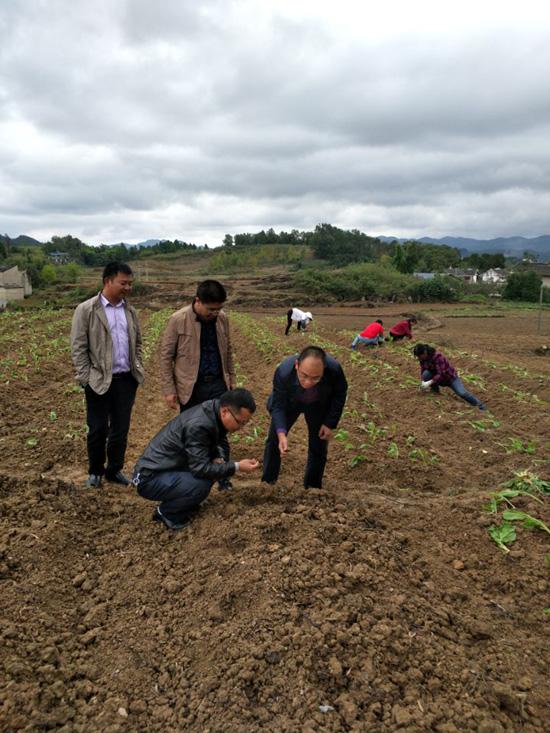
[1,300,549,732]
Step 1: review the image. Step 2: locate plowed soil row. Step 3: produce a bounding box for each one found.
[1,303,549,733]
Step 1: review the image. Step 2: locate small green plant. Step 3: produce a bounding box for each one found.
[488,523,516,553]
[504,437,537,454]
[501,510,550,535]
[244,426,263,444]
[348,444,370,467]
[334,428,354,450]
[49,410,57,422]
[387,442,399,459]
[25,437,38,447]
[469,418,501,431]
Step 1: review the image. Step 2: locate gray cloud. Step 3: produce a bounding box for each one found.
[1,1,550,244]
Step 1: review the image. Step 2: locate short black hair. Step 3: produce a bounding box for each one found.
[102,262,133,282]
[297,345,327,365]
[196,280,227,303]
[220,388,256,413]
[413,343,435,359]
[408,317,418,325]
[376,319,383,325]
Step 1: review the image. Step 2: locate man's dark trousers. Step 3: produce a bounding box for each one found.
[136,470,213,521]
[180,376,227,412]
[262,406,328,488]
[85,373,137,476]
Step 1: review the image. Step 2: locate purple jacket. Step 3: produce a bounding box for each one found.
[419,352,458,386]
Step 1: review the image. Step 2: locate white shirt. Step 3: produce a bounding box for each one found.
[291,307,313,325]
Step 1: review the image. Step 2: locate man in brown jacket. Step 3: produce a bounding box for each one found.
[71,262,144,488]
[160,280,236,487]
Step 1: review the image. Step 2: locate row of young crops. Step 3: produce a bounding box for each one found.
[230,311,550,590]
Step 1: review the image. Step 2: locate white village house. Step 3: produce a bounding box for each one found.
[480,268,507,284]
[0,265,32,309]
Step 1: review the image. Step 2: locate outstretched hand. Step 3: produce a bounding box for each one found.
[278,433,288,456]
[239,458,260,473]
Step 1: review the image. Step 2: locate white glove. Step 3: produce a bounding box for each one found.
[421,380,434,389]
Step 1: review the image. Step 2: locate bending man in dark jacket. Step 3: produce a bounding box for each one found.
[262,346,348,489]
[134,389,260,530]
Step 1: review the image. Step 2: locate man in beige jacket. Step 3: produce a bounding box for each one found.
[71,262,144,488]
[160,280,236,488]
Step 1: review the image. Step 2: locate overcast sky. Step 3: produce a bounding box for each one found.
[1,0,550,246]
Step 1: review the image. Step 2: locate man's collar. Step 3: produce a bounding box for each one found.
[100,292,125,308]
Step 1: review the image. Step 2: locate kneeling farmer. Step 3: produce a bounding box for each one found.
[134,389,260,530]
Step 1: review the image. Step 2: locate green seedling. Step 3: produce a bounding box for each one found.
[503,471,550,496]
[545,553,550,569]
[244,426,263,444]
[469,419,501,431]
[503,437,537,455]
[49,410,57,422]
[349,452,368,468]
[501,510,550,535]
[387,442,399,459]
[25,437,38,447]
[484,487,543,514]
[488,523,516,553]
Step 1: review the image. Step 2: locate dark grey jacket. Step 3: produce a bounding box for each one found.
[134,399,235,480]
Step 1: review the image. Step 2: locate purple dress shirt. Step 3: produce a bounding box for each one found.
[100,293,131,374]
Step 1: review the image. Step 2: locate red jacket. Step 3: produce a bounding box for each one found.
[390,320,413,338]
[360,322,384,339]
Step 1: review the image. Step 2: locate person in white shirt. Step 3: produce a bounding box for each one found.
[285,307,313,335]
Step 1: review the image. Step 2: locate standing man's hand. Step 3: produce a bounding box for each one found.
[318,425,333,441]
[238,459,260,473]
[278,433,288,456]
[164,393,179,410]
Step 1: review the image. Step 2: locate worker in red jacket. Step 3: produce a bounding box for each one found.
[389,317,417,341]
[350,319,384,349]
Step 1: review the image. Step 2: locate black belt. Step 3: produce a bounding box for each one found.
[112,371,131,379]
[199,374,222,383]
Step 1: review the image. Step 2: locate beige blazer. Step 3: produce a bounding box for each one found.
[70,293,145,395]
[159,304,235,405]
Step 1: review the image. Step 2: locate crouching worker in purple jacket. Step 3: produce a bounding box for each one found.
[413,344,487,411]
[133,389,260,530]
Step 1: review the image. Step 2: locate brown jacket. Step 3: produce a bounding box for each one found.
[70,293,145,395]
[159,304,236,405]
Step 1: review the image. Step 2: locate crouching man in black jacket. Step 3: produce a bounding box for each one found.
[133,389,260,530]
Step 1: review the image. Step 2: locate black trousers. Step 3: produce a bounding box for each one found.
[261,406,328,488]
[85,374,138,476]
[180,376,230,462]
[390,333,406,341]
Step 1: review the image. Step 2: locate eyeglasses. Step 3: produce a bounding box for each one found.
[226,407,249,427]
[296,368,323,384]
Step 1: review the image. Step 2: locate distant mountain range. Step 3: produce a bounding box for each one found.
[378,235,550,259]
[0,234,43,248]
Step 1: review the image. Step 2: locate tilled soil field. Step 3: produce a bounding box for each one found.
[1,300,549,733]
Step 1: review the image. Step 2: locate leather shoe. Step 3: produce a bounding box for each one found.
[85,474,102,488]
[153,507,191,531]
[105,471,131,486]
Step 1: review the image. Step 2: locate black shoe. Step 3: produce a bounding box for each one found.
[85,474,102,488]
[152,507,191,531]
[218,478,233,492]
[105,471,131,486]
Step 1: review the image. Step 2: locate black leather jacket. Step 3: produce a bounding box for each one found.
[134,399,235,480]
